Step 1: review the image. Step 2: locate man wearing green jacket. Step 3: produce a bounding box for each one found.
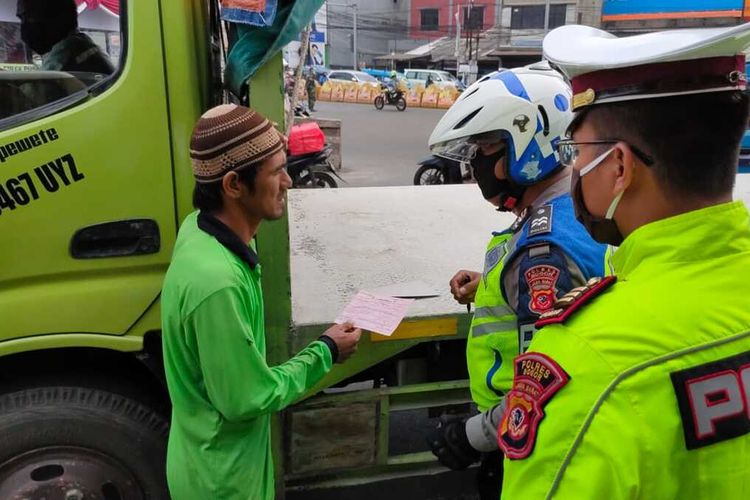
[497,24,750,498]
[161,104,361,499]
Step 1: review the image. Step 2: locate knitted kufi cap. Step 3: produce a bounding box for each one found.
[190,104,284,183]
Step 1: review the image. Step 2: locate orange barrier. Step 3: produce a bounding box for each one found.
[318,81,332,101]
[331,83,345,102]
[421,87,439,108]
[406,85,424,107]
[344,83,360,103]
[315,81,459,108]
[357,83,379,104]
[438,87,459,109]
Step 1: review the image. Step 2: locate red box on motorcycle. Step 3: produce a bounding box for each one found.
[288,122,326,156]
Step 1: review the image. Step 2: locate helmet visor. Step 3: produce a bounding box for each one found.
[430,138,478,163]
[431,130,508,163]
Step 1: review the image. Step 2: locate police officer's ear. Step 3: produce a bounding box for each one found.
[611,141,637,196]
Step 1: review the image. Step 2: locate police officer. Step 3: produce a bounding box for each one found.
[496,24,750,499]
[425,63,607,499]
[305,69,317,112]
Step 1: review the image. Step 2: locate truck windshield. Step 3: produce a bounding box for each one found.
[0,0,123,125]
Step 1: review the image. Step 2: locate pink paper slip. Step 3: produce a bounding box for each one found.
[335,291,414,336]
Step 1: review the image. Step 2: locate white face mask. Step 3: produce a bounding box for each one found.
[571,147,626,246]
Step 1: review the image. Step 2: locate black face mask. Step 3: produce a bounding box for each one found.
[570,168,624,246]
[471,150,525,212]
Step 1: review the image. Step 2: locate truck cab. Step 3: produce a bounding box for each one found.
[0,1,493,497]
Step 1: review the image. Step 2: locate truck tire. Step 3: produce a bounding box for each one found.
[0,386,170,500]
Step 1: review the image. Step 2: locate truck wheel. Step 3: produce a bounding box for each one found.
[0,386,170,500]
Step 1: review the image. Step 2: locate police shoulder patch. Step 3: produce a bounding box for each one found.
[525,264,560,315]
[528,204,553,237]
[529,205,552,236]
[535,276,617,328]
[498,352,570,459]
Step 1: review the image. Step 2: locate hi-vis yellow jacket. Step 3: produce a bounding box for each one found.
[499,201,750,499]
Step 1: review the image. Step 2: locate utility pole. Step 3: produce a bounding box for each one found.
[544,0,551,33]
[467,2,472,62]
[455,4,461,77]
[287,25,311,134]
[352,3,358,70]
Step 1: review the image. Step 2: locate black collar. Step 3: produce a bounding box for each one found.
[197,211,259,270]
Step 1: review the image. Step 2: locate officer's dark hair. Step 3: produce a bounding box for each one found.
[192,163,259,212]
[569,90,749,199]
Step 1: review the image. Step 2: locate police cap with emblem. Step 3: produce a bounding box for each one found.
[543,23,750,111]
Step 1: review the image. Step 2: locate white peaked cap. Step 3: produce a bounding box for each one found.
[543,23,750,110]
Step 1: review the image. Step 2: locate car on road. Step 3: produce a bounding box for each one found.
[326,70,380,85]
[403,69,465,90]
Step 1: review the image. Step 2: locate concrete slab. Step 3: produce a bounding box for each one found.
[289,176,750,327]
[289,184,513,327]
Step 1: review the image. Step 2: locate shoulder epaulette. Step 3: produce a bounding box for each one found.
[527,204,553,237]
[535,276,617,328]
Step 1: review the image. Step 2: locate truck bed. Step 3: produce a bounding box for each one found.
[289,184,513,327]
[289,177,750,327]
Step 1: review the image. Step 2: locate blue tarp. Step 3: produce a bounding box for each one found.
[225,0,325,98]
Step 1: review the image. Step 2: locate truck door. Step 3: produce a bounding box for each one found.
[0,0,175,340]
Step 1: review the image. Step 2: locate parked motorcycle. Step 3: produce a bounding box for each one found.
[288,146,341,188]
[374,84,407,112]
[413,155,469,185]
[294,103,311,118]
[287,122,342,188]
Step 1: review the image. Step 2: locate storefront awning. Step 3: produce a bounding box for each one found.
[76,0,120,17]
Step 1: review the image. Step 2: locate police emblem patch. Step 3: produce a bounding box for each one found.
[525,265,560,314]
[484,246,501,277]
[498,352,570,459]
[483,240,508,282]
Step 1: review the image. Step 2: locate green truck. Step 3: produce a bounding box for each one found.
[0,1,512,498]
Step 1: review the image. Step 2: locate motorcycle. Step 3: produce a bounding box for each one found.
[374,84,407,112]
[287,121,342,188]
[413,155,469,185]
[287,145,342,188]
[294,103,311,118]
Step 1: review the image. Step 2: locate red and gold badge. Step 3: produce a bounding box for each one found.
[498,352,569,459]
[525,265,560,314]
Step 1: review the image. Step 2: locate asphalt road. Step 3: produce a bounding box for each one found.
[312,101,447,187]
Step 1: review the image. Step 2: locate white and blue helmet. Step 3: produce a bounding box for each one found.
[429,62,572,186]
